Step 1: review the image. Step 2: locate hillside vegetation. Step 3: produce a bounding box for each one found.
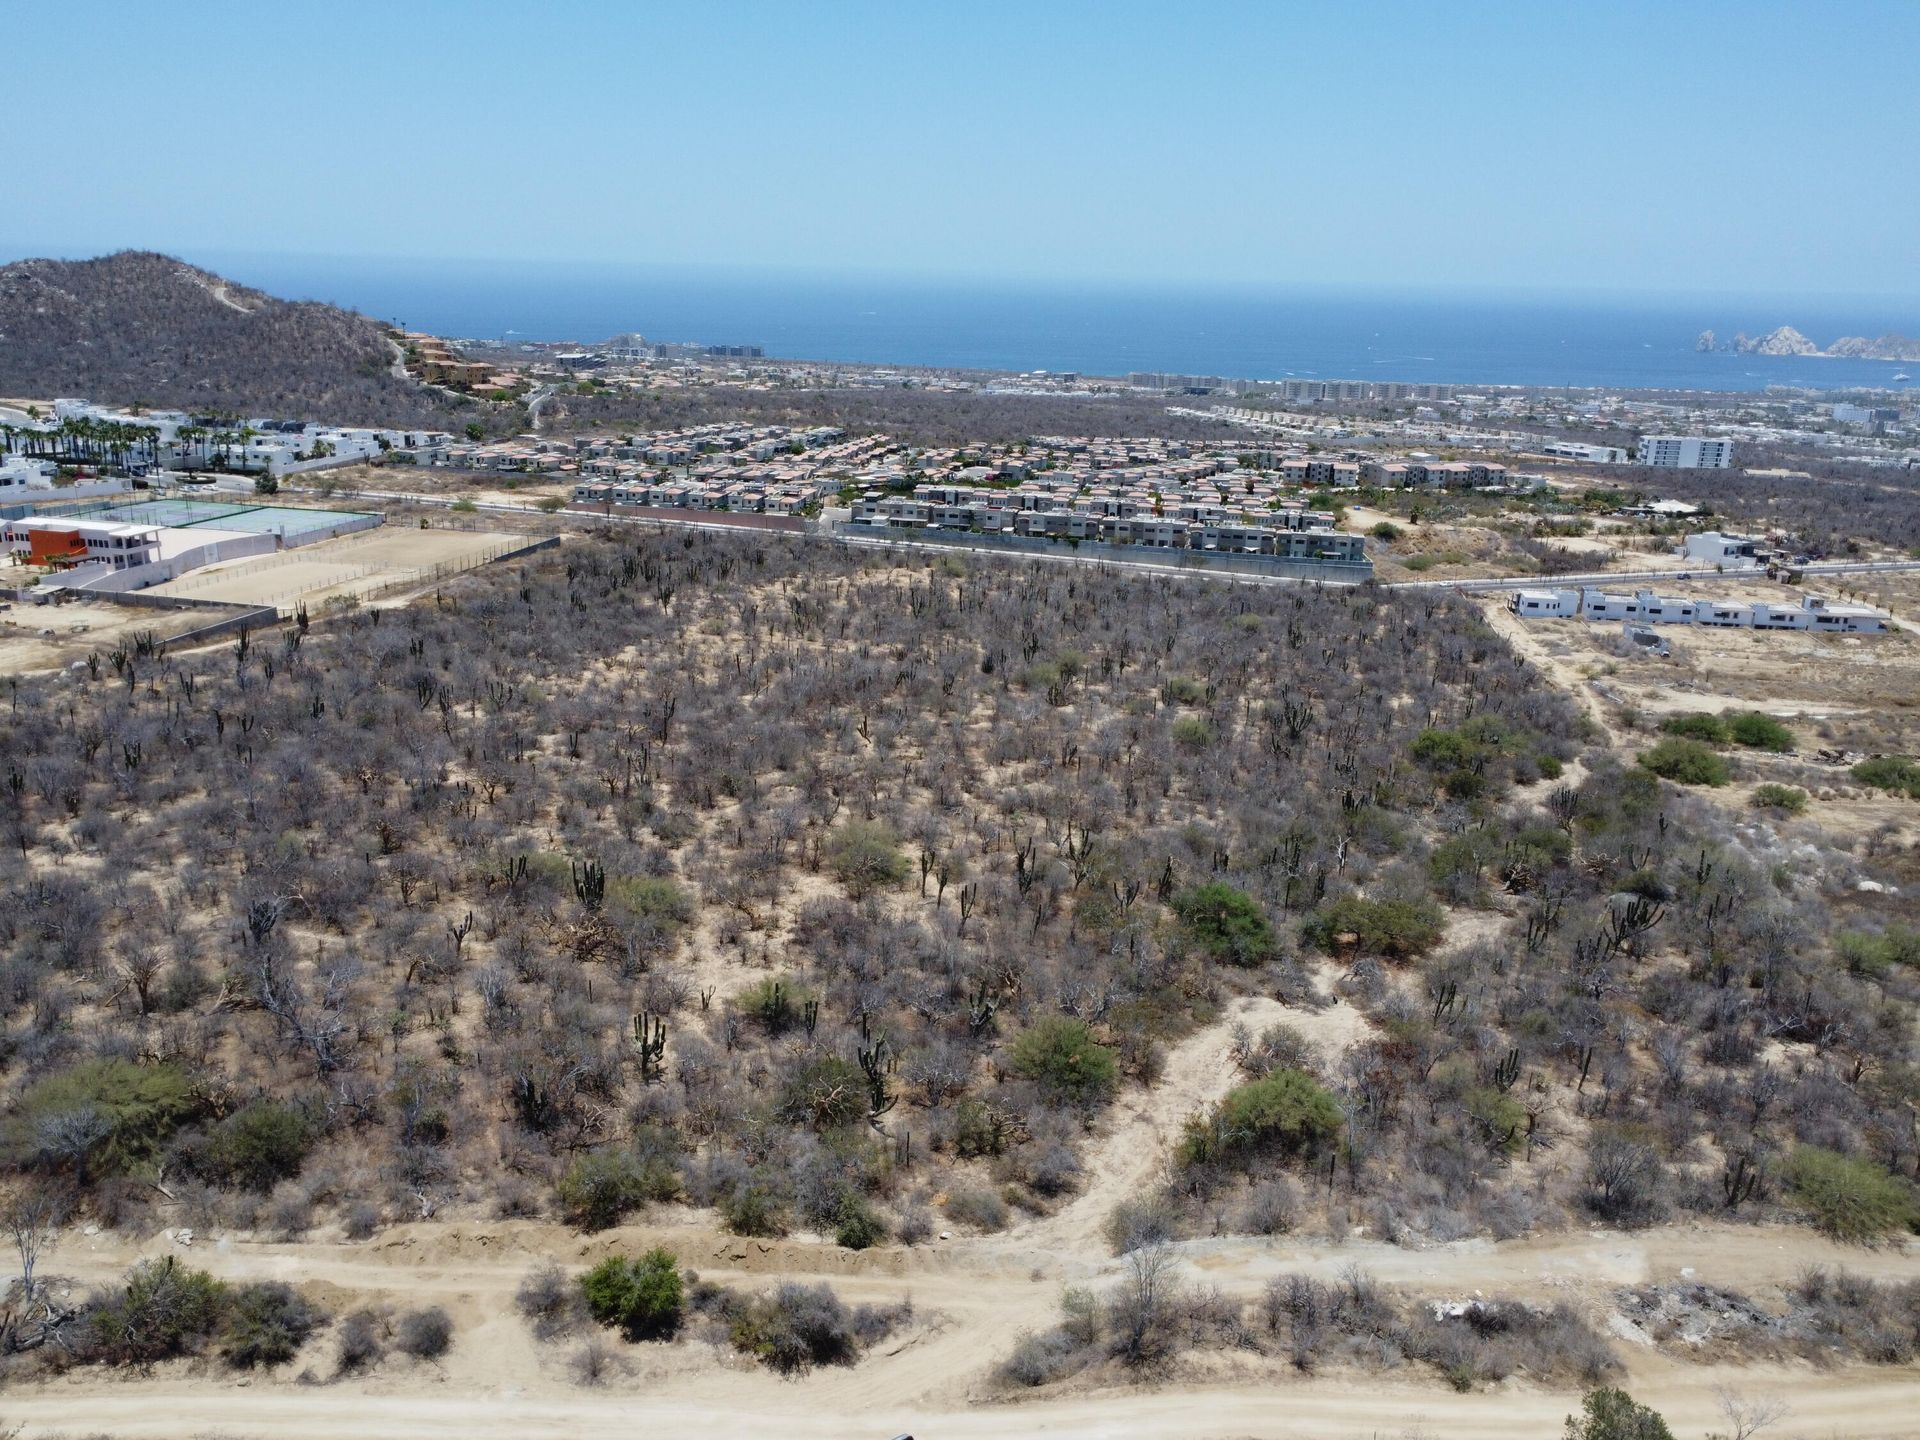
[0,528,1916,1373]
[0,251,471,427]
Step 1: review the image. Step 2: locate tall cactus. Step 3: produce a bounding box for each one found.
[634,1011,667,1084]
[858,1032,895,1119]
[571,857,606,911]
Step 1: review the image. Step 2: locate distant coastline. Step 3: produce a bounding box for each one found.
[189,253,1920,395]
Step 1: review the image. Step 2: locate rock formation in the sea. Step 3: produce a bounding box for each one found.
[1695,330,1716,352]
[1731,325,1821,356]
[1825,333,1920,361]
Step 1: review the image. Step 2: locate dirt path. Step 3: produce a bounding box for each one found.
[1479,598,1621,740]
[6,1351,1918,1440]
[1008,994,1294,1257]
[17,999,1920,1439]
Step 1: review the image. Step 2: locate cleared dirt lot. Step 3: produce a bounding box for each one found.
[0,597,212,674]
[1482,590,1920,842]
[1480,584,1920,731]
[148,527,525,612]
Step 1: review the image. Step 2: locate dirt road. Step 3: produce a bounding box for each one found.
[14,994,1920,1440]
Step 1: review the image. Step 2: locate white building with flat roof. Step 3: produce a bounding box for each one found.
[1680,531,1763,569]
[1637,436,1733,469]
[1543,441,1628,464]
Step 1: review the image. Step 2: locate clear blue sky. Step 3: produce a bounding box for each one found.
[7,0,1917,299]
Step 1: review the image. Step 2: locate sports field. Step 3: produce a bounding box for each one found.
[72,497,376,538]
[148,528,525,612]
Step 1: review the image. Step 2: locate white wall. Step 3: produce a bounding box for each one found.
[62,532,279,593]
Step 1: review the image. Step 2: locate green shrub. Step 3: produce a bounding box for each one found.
[719,1180,790,1237]
[1563,1386,1675,1440]
[556,1148,680,1230]
[1659,712,1729,744]
[1853,755,1920,800]
[607,876,696,927]
[1637,738,1730,786]
[206,1101,315,1193]
[1727,711,1795,752]
[1176,1070,1341,1168]
[580,1249,684,1340]
[726,1281,867,1375]
[219,1281,324,1368]
[1428,833,1494,899]
[1750,783,1808,814]
[952,1097,1015,1158]
[86,1258,228,1364]
[1410,720,1525,797]
[1161,676,1209,705]
[1465,1087,1527,1156]
[1411,727,1486,770]
[823,821,910,897]
[1170,714,1215,748]
[1402,553,1438,572]
[737,975,813,1033]
[1303,895,1445,960]
[829,1192,887,1250]
[1008,1016,1118,1104]
[1171,882,1278,966]
[1787,1146,1917,1242]
[5,1060,199,1178]
[1370,521,1401,541]
[1834,925,1920,979]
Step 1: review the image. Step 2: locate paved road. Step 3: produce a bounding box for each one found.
[523,385,557,432]
[1395,558,1920,593]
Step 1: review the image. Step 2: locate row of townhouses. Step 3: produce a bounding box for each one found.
[849,485,1366,563]
[1509,586,1888,633]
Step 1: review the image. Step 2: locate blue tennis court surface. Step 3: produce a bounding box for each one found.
[71,499,375,536]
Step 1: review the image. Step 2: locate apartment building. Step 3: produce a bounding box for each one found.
[1508,586,1886,633]
[1636,436,1734,469]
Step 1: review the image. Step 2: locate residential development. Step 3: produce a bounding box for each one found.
[1509,584,1888,632]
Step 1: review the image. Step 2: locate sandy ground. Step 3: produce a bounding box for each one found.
[1478,592,1920,734]
[295,465,570,507]
[15,987,1920,1439]
[0,598,210,674]
[148,528,523,613]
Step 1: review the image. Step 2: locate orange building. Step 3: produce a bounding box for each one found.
[26,525,89,566]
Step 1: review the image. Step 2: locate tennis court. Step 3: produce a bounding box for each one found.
[72,498,377,539]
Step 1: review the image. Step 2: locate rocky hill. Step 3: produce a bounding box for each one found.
[1704,323,1920,363]
[0,250,475,426]
[1825,333,1920,361]
[1728,325,1820,357]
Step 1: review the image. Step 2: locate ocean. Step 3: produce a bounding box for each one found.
[209,253,1920,395]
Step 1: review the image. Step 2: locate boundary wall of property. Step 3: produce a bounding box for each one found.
[832,521,1374,583]
[98,592,281,647]
[0,483,135,517]
[360,532,562,604]
[64,533,282,594]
